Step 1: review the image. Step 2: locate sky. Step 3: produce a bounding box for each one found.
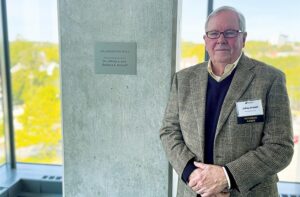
[7,0,58,43]
[6,0,300,44]
[181,0,300,43]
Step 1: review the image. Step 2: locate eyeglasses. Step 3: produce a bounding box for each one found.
[206,30,243,39]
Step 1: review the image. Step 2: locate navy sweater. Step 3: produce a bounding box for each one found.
[204,70,235,164]
[182,69,236,183]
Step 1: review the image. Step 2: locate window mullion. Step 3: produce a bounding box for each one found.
[0,0,16,169]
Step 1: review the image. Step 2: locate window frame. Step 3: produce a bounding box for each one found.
[0,1,62,194]
[1,0,63,167]
[0,0,16,169]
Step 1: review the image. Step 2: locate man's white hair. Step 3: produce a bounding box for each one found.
[205,6,246,32]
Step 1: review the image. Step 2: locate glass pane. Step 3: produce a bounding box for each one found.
[179,0,207,71]
[214,0,300,182]
[7,0,62,164]
[0,1,6,166]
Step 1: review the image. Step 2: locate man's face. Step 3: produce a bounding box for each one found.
[203,11,247,66]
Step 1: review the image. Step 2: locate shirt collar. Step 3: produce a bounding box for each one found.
[207,52,243,82]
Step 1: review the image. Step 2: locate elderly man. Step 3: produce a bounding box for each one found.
[160,6,293,197]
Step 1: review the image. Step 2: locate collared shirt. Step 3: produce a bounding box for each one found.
[207,52,243,82]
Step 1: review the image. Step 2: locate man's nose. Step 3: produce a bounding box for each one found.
[217,33,227,44]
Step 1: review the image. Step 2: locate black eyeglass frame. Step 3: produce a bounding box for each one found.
[205,29,243,39]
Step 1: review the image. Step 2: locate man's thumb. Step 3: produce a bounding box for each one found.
[194,161,206,169]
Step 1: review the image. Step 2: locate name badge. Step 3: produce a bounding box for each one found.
[236,99,264,124]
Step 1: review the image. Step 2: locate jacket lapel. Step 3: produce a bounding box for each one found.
[190,64,208,157]
[215,55,255,136]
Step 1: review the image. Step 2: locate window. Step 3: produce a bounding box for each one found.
[6,0,61,164]
[214,0,300,183]
[0,0,7,166]
[179,0,207,71]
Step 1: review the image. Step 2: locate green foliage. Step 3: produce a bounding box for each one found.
[15,85,61,147]
[10,41,59,105]
[10,40,61,164]
[181,41,205,62]
[0,120,5,164]
[10,41,59,67]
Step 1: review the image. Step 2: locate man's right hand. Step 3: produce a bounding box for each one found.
[188,162,231,197]
[188,162,228,196]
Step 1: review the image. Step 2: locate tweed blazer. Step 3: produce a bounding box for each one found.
[160,54,294,197]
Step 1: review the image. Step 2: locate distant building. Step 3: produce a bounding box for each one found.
[269,34,289,45]
[39,62,59,75]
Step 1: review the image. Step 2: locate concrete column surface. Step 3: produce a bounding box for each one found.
[59,0,177,196]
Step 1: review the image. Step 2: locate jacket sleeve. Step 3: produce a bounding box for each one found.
[226,72,294,194]
[159,73,196,179]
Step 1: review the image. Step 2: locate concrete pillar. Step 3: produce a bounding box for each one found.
[59,1,177,196]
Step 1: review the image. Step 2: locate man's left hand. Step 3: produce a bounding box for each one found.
[188,162,228,197]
